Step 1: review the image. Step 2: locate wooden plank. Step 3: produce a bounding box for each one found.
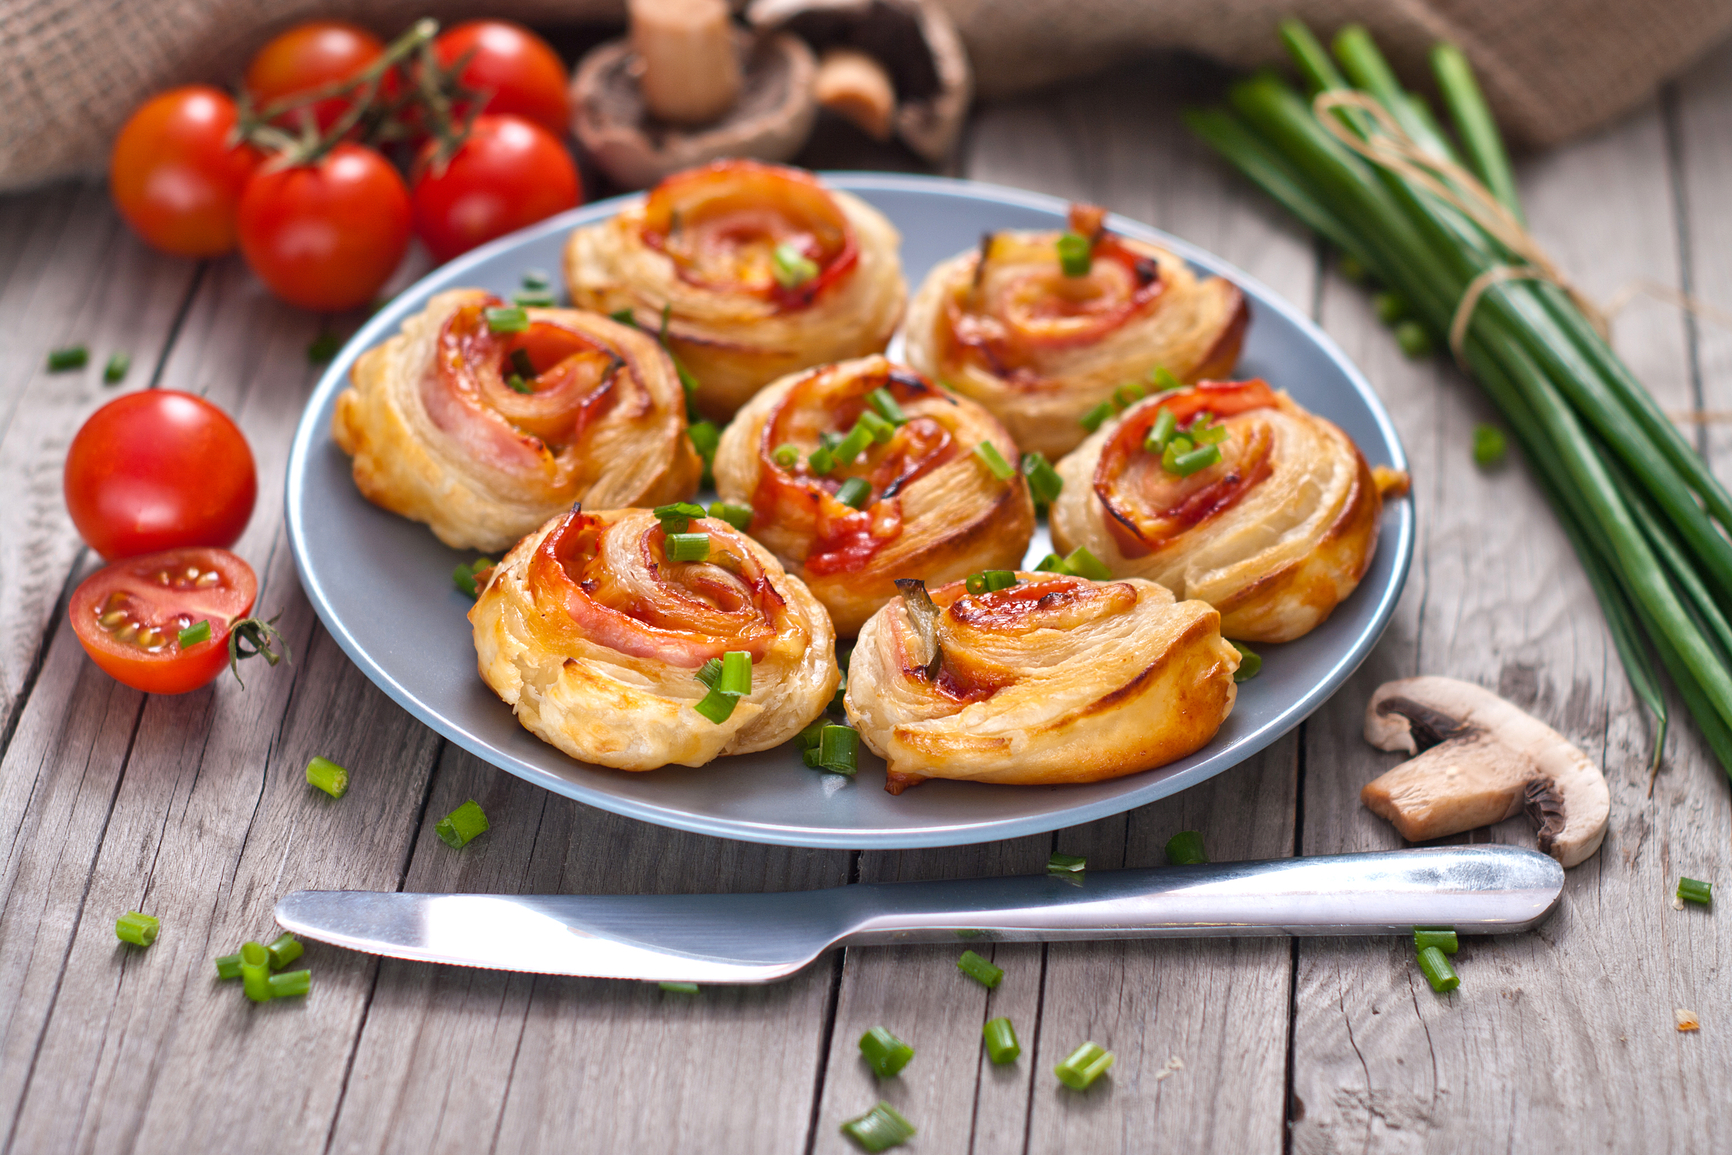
[1290,91,1732,1152]
[1676,42,1732,473]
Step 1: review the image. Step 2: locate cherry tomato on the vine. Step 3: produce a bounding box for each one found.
[244,20,391,132]
[65,390,256,561]
[237,143,411,311]
[110,86,262,257]
[433,21,571,137]
[411,115,581,262]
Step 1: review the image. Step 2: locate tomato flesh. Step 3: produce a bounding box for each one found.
[109,86,262,258]
[69,548,258,695]
[411,115,581,262]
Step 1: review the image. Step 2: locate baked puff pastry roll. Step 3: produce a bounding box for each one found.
[846,573,1240,792]
[564,159,906,421]
[903,202,1250,460]
[471,507,838,770]
[1051,379,1404,644]
[713,354,1035,636]
[333,289,701,553]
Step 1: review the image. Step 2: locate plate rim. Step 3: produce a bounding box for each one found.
[284,171,1412,849]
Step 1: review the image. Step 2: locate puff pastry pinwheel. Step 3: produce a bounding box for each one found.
[1051,378,1400,644]
[713,354,1036,636]
[563,159,905,420]
[471,506,838,770]
[902,202,1250,459]
[845,572,1240,792]
[333,288,702,553]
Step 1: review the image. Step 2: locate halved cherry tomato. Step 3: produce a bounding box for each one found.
[109,86,263,257]
[69,547,262,694]
[244,20,391,132]
[433,21,570,137]
[237,143,411,311]
[411,115,581,262]
[64,390,257,561]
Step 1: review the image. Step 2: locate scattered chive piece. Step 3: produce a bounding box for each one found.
[1161,436,1194,472]
[177,619,212,649]
[505,373,533,394]
[869,387,908,425]
[47,345,89,372]
[820,430,843,451]
[1148,365,1185,393]
[1166,830,1208,865]
[1055,231,1092,277]
[1414,929,1459,955]
[797,717,828,751]
[306,333,341,364]
[1144,408,1179,455]
[511,290,556,307]
[306,756,349,799]
[835,477,873,509]
[1473,423,1507,467]
[267,933,304,969]
[840,1101,916,1152]
[115,911,159,947]
[103,352,130,384]
[1113,381,1147,410]
[1047,852,1087,874]
[772,443,801,469]
[435,800,490,849]
[267,970,311,998]
[1678,877,1713,906]
[957,949,1003,988]
[1231,641,1262,682]
[1373,290,1409,324]
[985,570,1019,593]
[1054,1042,1114,1090]
[809,445,837,476]
[521,268,551,289]
[858,1026,915,1077]
[717,651,752,697]
[659,981,700,994]
[771,242,820,289]
[453,556,494,598]
[695,657,723,688]
[709,502,752,531]
[240,942,272,1002]
[688,420,720,463]
[694,685,739,724]
[1063,547,1112,581]
[1033,552,1071,575]
[653,501,706,533]
[1021,452,1063,505]
[858,410,896,443]
[1191,419,1229,446]
[1079,400,1115,433]
[665,532,712,562]
[609,308,637,327]
[484,306,528,333]
[816,725,859,775]
[1416,945,1460,993]
[835,422,875,465]
[983,1017,1021,1064]
[973,440,1016,481]
[1170,443,1223,476]
[1393,319,1433,359]
[214,953,242,980]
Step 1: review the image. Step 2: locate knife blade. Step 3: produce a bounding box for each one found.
[275,845,1562,984]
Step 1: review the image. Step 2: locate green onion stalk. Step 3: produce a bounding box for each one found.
[1187,20,1732,780]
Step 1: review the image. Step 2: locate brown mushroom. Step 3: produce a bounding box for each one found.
[745,0,972,163]
[1361,676,1610,867]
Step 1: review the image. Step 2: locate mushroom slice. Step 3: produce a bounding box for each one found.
[1361,676,1610,867]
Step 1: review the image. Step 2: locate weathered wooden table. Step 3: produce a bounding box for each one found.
[3,44,1730,1154]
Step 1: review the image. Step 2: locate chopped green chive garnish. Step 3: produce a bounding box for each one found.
[47,345,89,372]
[815,724,859,775]
[973,441,1016,481]
[1416,945,1459,992]
[808,445,837,476]
[1231,641,1261,682]
[694,685,738,724]
[307,332,341,364]
[709,502,752,531]
[1473,423,1507,467]
[1033,552,1070,575]
[688,420,720,463]
[484,306,528,333]
[1062,547,1111,581]
[306,756,349,799]
[835,422,875,465]
[1113,381,1146,410]
[717,651,752,697]
[609,308,637,327]
[214,953,243,980]
[659,981,700,994]
[1144,409,1178,455]
[1020,452,1063,505]
[267,970,311,998]
[240,941,272,1002]
[453,556,494,598]
[695,658,723,689]
[1079,400,1115,433]
[177,619,212,649]
[1165,830,1208,865]
[521,268,551,290]
[507,348,537,379]
[654,501,707,533]
[1054,1041,1114,1090]
[103,352,131,384]
[1373,290,1409,324]
[772,242,820,289]
[835,477,872,509]
[1413,928,1459,955]
[965,570,1019,595]
[868,387,908,425]
[512,290,556,307]
[858,410,896,444]
[267,933,304,970]
[772,443,801,469]
[797,717,828,752]
[436,800,490,849]
[505,373,533,393]
[1394,319,1433,359]
[1678,877,1713,906]
[1148,365,1184,393]
[665,532,712,562]
[1055,232,1092,277]
[840,1101,916,1152]
[957,949,1003,988]
[1170,443,1222,476]
[983,1017,1021,1064]
[1190,418,1229,446]
[858,1026,915,1077]
[115,911,159,947]
[1047,852,1086,875]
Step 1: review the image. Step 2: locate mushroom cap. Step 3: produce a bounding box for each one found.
[571,30,818,191]
[1362,676,1610,868]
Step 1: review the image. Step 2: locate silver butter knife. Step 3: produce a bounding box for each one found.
[275,845,1562,984]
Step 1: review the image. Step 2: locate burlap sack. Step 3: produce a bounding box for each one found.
[3,0,1729,192]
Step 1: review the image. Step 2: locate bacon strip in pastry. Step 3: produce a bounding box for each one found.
[713,354,1035,635]
[471,507,837,770]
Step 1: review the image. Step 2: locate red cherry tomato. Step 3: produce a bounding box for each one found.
[69,547,259,695]
[411,115,581,262]
[65,391,257,561]
[110,86,262,258]
[244,20,390,132]
[237,143,411,311]
[433,21,570,137]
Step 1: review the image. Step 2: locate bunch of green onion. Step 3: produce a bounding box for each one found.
[1188,20,1732,779]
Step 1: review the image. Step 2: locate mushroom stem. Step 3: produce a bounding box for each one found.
[629,0,743,125]
[814,48,896,140]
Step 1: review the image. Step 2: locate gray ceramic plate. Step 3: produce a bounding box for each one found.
[285,174,1411,849]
